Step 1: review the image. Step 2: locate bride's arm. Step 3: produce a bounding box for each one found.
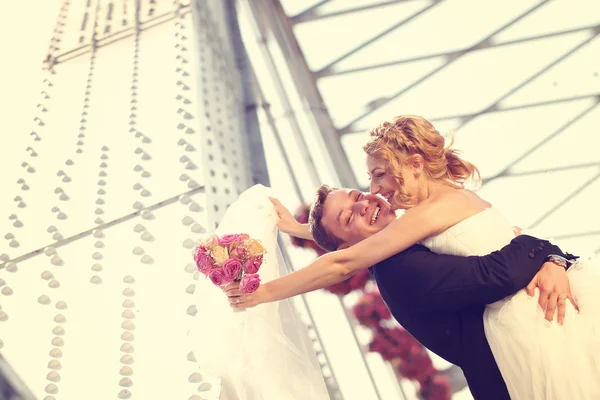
[257,194,471,303]
[269,197,313,240]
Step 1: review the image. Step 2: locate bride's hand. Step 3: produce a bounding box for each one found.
[224,281,267,309]
[269,197,300,235]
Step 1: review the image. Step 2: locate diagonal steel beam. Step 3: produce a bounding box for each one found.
[497,161,600,180]
[0,186,207,268]
[316,0,443,77]
[337,0,552,133]
[323,24,600,78]
[292,0,422,24]
[288,0,333,22]
[358,161,600,193]
[225,0,268,187]
[343,93,600,135]
[483,101,600,186]
[433,93,600,124]
[457,32,600,127]
[51,5,192,65]
[528,169,600,230]
[551,230,600,241]
[351,101,600,191]
[250,0,358,189]
[243,0,323,189]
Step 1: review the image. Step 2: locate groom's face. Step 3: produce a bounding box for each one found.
[321,188,396,247]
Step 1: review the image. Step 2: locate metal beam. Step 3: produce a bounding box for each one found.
[315,0,443,77]
[224,0,269,187]
[551,230,600,241]
[342,93,600,135]
[50,6,192,66]
[292,0,420,24]
[253,77,306,201]
[243,0,323,189]
[528,170,600,230]
[288,0,334,23]
[0,186,206,268]
[457,33,600,127]
[483,101,600,186]
[321,24,600,78]
[0,355,36,400]
[335,0,561,133]
[253,0,358,189]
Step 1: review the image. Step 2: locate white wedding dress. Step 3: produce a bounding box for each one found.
[421,207,600,399]
[187,185,330,400]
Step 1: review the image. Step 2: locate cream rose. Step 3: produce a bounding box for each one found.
[210,245,229,265]
[244,239,265,258]
[203,235,220,250]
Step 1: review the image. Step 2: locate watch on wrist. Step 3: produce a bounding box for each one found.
[545,254,574,271]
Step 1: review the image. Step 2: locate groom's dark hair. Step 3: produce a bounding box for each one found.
[309,185,345,252]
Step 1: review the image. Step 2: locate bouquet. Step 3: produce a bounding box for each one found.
[193,233,266,293]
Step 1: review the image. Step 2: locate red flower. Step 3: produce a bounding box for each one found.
[240,274,261,293]
[394,344,435,383]
[418,373,452,400]
[219,234,243,247]
[352,290,391,329]
[368,327,422,361]
[222,259,242,281]
[208,268,228,287]
[243,255,263,274]
[193,245,214,275]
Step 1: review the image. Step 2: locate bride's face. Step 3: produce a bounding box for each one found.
[367,156,420,210]
[321,188,396,247]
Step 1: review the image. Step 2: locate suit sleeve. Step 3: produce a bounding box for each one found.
[398,235,569,313]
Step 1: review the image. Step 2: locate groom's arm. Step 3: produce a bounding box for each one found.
[392,235,571,313]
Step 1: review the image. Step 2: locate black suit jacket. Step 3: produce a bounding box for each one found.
[369,235,568,400]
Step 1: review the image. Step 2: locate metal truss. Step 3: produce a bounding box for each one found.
[45,2,192,70]
[244,0,600,397]
[279,0,600,240]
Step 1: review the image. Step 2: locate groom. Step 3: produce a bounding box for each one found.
[308,185,577,400]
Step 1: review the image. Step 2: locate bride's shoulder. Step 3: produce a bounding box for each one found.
[427,188,468,208]
[429,188,490,209]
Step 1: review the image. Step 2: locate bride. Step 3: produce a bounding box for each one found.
[226,116,600,400]
[187,185,329,400]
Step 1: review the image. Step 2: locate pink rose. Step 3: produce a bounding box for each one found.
[193,246,214,275]
[219,234,242,247]
[210,245,229,265]
[208,268,228,287]
[196,253,214,275]
[222,258,242,280]
[229,245,249,261]
[243,255,263,274]
[240,274,261,293]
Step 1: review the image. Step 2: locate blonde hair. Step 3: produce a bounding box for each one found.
[363,115,480,207]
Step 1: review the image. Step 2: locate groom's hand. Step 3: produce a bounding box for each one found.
[525,262,578,325]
